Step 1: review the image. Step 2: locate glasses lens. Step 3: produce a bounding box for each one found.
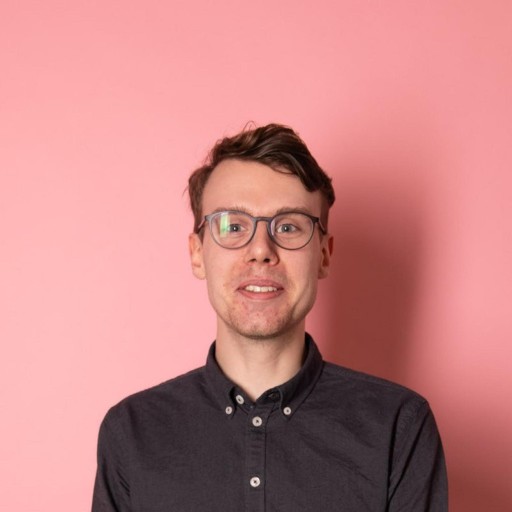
[211,211,253,248]
[272,213,314,249]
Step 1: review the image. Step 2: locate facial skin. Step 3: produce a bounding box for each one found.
[189,159,333,344]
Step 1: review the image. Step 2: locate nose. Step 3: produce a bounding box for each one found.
[244,219,279,264]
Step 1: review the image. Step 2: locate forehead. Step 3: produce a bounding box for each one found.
[202,159,323,215]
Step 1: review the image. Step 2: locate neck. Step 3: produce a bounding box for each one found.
[215,325,306,402]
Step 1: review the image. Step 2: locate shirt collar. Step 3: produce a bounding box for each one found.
[204,333,324,420]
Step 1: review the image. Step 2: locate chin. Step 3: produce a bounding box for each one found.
[228,316,297,341]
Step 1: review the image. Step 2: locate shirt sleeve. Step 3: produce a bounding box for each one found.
[92,411,131,512]
[387,399,448,512]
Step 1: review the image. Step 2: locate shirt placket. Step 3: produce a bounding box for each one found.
[243,398,275,512]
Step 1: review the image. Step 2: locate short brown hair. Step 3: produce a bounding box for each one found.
[188,123,335,232]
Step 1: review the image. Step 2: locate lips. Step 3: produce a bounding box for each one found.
[237,279,284,298]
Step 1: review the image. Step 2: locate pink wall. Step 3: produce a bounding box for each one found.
[1,1,511,510]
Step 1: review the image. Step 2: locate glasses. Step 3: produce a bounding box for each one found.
[197,210,327,250]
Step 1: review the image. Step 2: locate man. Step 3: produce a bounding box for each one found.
[92,124,447,511]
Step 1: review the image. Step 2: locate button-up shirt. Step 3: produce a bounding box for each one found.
[92,335,447,511]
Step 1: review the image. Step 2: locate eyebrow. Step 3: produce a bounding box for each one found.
[209,205,317,216]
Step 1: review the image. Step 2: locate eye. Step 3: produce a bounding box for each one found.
[274,215,306,236]
[275,223,299,234]
[217,213,251,238]
[273,213,312,239]
[225,223,244,233]
[219,223,247,237]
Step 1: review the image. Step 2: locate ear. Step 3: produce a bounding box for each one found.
[189,233,206,280]
[318,234,333,279]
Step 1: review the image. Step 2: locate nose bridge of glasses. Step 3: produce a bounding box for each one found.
[252,216,275,243]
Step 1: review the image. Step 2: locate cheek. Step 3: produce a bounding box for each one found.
[201,243,224,277]
[300,271,319,299]
[203,251,236,292]
[289,256,320,288]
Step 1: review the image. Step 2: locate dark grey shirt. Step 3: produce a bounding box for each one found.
[92,335,447,511]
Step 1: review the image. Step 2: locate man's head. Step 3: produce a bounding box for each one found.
[188,123,335,342]
[188,123,335,234]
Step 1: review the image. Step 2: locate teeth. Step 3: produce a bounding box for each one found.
[245,285,278,293]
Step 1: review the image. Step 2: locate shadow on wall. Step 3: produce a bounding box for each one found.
[316,160,424,386]
[312,158,512,512]
[321,229,420,384]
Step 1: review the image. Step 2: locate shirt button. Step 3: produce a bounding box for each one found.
[283,406,292,416]
[250,476,261,488]
[235,394,245,405]
[252,416,263,427]
[225,406,233,415]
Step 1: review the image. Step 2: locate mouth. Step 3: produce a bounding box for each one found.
[237,279,284,299]
[243,285,278,293]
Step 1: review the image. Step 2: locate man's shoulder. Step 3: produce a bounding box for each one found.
[320,360,428,408]
[312,361,435,436]
[103,365,206,423]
